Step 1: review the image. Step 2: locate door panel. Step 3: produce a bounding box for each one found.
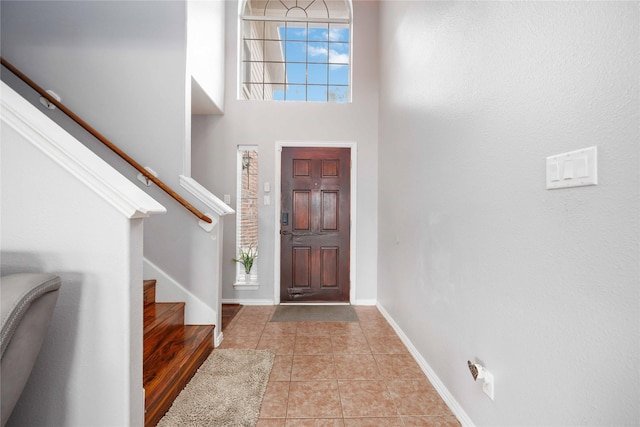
[281,147,350,302]
[292,247,311,287]
[322,192,338,230]
[321,248,338,287]
[293,191,311,230]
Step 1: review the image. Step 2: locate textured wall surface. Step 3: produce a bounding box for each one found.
[377,2,639,425]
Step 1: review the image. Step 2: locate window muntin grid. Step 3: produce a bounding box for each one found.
[240,0,351,102]
[247,0,350,21]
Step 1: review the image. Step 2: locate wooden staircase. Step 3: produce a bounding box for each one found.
[143,279,214,427]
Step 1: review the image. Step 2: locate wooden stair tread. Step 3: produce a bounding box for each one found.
[143,302,185,335]
[144,324,214,427]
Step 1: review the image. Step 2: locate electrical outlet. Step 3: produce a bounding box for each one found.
[482,371,495,400]
[468,361,495,401]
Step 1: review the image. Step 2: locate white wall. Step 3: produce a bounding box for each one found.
[377,2,639,426]
[1,82,165,427]
[0,1,187,180]
[1,1,225,327]
[191,0,380,304]
[188,0,226,116]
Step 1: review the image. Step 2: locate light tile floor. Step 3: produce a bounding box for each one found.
[219,305,461,427]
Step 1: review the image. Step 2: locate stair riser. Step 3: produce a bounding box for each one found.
[144,303,185,335]
[143,325,186,369]
[143,280,156,306]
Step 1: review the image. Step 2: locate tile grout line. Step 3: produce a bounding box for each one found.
[285,329,298,420]
[331,347,347,422]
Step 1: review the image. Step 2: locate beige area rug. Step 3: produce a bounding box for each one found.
[270,305,359,322]
[157,349,275,427]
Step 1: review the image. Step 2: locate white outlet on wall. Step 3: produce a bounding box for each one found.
[482,371,495,400]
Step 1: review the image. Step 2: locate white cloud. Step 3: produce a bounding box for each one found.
[308,45,328,58]
[307,46,348,64]
[329,28,344,41]
[329,49,349,64]
[318,28,347,41]
[307,38,349,64]
[292,28,307,39]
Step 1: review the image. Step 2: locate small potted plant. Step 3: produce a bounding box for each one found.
[233,244,257,281]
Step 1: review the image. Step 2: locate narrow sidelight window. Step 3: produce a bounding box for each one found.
[236,146,259,285]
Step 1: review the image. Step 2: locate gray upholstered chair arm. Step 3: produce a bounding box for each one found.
[1,273,61,427]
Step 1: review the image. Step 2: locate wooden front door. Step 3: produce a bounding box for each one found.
[280,147,350,302]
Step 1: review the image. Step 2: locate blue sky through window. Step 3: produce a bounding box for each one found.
[273,24,350,102]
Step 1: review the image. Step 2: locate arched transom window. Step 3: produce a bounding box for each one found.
[240,0,352,102]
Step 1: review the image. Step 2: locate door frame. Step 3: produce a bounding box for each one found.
[274,141,357,305]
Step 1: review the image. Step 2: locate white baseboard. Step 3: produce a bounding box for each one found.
[354,299,377,306]
[220,299,377,306]
[214,330,224,348]
[376,302,475,427]
[144,258,216,325]
[221,298,275,305]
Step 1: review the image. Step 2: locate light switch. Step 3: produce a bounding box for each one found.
[563,160,574,180]
[264,182,271,193]
[575,156,588,178]
[546,146,597,189]
[548,161,560,182]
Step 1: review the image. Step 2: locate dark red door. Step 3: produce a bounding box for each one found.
[280,147,350,302]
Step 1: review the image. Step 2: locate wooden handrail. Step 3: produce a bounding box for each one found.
[1,57,212,224]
